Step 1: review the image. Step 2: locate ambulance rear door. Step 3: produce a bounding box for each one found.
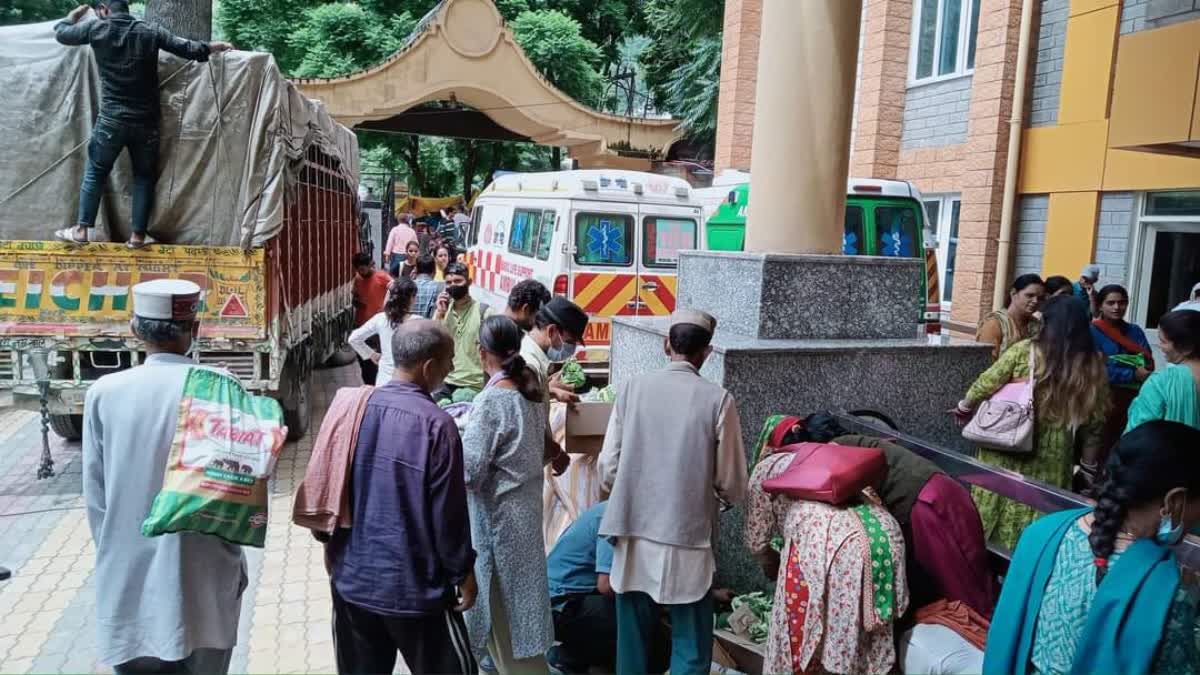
[566,200,640,368]
[635,203,702,317]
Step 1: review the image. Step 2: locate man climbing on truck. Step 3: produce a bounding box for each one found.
[52,1,232,250]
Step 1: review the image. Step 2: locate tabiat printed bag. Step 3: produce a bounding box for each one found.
[142,367,287,547]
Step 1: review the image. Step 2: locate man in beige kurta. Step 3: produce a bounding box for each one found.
[598,308,747,675]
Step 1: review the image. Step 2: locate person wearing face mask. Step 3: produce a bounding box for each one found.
[326,319,479,675]
[984,420,1200,675]
[1125,308,1200,433]
[433,262,492,401]
[520,296,590,402]
[976,273,1045,360]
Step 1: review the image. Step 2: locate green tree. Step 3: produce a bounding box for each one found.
[0,0,78,26]
[509,9,602,107]
[287,3,415,79]
[640,0,724,146]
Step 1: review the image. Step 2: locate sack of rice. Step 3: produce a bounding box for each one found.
[142,367,287,547]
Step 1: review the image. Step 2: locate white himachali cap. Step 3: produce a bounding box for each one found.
[132,279,202,321]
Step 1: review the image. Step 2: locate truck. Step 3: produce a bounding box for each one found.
[0,19,361,441]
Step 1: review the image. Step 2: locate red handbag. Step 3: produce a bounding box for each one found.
[761,442,889,505]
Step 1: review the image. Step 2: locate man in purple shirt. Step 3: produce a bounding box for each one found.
[326,319,478,674]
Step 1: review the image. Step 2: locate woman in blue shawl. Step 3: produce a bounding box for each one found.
[985,420,1200,675]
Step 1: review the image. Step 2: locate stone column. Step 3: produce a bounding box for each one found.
[745,0,863,254]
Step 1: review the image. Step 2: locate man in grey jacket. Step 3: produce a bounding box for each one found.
[598,308,747,675]
[53,1,231,248]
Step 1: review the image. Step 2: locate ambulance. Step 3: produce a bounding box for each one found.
[464,170,703,375]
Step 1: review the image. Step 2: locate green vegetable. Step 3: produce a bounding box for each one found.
[437,398,452,408]
[597,384,616,402]
[452,387,480,404]
[730,592,773,644]
[560,359,586,389]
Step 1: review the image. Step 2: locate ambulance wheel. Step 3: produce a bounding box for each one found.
[48,414,83,441]
[280,361,311,442]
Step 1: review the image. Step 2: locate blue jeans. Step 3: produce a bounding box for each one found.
[77,117,159,235]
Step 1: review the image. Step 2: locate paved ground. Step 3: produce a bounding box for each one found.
[0,362,370,674]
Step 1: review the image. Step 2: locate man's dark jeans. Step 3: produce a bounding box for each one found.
[78,117,159,235]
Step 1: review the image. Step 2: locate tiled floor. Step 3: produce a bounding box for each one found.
[0,362,376,674]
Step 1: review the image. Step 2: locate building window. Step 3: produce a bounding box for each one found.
[1131,191,1200,331]
[910,0,982,84]
[922,194,961,307]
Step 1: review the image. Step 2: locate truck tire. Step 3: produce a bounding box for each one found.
[280,360,311,442]
[49,414,84,441]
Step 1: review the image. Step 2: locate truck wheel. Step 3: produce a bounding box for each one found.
[280,361,311,442]
[48,414,84,441]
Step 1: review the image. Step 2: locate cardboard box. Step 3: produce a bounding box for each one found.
[563,401,613,456]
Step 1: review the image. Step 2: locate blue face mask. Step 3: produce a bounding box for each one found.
[547,340,578,363]
[1156,513,1185,547]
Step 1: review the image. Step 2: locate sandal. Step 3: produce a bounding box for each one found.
[126,235,157,250]
[55,227,90,245]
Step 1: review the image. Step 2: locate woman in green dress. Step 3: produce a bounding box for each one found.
[976,273,1045,360]
[1126,308,1200,432]
[955,296,1109,550]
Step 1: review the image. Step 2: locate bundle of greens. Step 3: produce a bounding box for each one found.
[559,358,587,389]
[714,591,772,644]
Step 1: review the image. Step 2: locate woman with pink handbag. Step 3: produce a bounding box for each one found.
[952,296,1109,550]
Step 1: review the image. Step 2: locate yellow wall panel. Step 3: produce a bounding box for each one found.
[1109,21,1200,148]
[1019,122,1108,193]
[1059,7,1119,124]
[1069,0,1117,16]
[1042,192,1100,277]
[1102,149,1200,191]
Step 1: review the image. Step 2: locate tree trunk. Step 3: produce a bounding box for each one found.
[400,135,427,196]
[551,146,561,171]
[145,0,212,41]
[461,141,478,204]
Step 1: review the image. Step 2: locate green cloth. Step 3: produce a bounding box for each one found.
[1125,364,1200,433]
[852,504,896,622]
[750,414,788,468]
[984,508,1190,675]
[964,340,1107,550]
[442,299,490,390]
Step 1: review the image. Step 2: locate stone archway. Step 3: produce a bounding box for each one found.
[294,0,681,169]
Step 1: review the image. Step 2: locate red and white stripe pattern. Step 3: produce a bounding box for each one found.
[471,250,503,291]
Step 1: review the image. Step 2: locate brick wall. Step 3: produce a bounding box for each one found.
[901,77,973,149]
[714,0,763,173]
[1014,195,1049,276]
[851,0,914,178]
[1028,0,1068,127]
[1096,192,1136,285]
[1120,0,1200,33]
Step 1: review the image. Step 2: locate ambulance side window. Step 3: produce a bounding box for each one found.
[469,206,482,247]
[508,209,541,257]
[574,213,633,267]
[875,205,919,258]
[642,216,697,269]
[536,210,556,260]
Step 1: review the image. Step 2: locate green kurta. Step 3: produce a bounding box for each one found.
[1125,364,1200,433]
[442,298,490,390]
[964,340,1107,550]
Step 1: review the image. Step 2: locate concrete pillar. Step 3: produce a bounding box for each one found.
[745,0,863,254]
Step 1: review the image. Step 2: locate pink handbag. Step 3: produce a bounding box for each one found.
[761,442,889,505]
[962,346,1037,454]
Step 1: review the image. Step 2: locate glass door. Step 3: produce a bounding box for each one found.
[1132,223,1200,330]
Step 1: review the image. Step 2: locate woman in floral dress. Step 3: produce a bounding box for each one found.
[745,443,908,674]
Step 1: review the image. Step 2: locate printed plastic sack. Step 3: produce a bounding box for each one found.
[142,367,288,547]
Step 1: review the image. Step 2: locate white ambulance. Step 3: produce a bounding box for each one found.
[464,170,703,374]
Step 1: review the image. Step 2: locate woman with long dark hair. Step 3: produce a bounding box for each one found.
[984,421,1200,673]
[976,273,1045,360]
[434,244,453,282]
[1090,284,1155,455]
[1126,308,1200,432]
[1044,275,1074,298]
[956,296,1109,548]
[347,277,417,386]
[461,315,552,672]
